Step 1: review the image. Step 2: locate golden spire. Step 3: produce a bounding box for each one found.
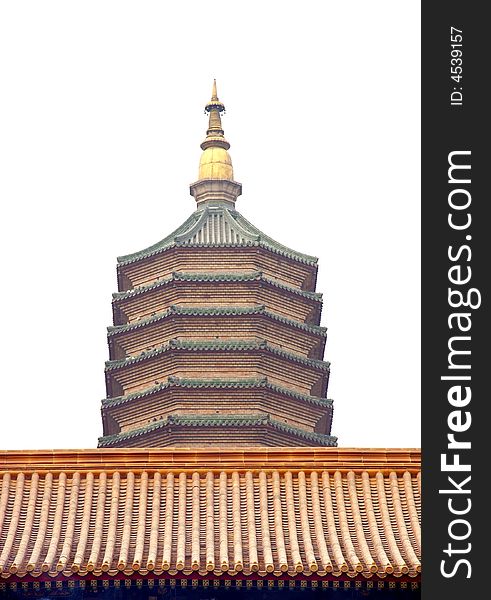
[190,80,242,207]
[198,80,233,179]
[201,79,229,150]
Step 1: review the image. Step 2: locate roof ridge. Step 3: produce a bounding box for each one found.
[117,212,200,264]
[108,304,327,336]
[98,413,337,447]
[102,376,333,409]
[173,207,212,243]
[104,339,331,371]
[230,210,318,264]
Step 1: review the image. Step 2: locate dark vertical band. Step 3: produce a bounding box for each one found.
[422,2,487,597]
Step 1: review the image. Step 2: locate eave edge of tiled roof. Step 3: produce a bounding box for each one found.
[107,304,327,337]
[104,339,331,371]
[101,377,333,409]
[111,271,322,302]
[97,414,338,447]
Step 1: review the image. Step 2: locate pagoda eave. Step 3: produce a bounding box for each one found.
[104,341,330,399]
[107,306,327,361]
[97,414,338,448]
[111,274,322,327]
[100,380,333,438]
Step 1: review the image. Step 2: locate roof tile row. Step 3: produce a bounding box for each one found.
[0,449,420,579]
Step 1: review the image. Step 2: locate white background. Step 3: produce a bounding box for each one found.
[0,1,420,449]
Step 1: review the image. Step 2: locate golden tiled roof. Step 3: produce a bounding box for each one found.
[0,448,420,580]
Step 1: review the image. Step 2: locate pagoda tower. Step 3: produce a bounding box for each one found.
[99,82,336,448]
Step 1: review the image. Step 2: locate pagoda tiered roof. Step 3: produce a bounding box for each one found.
[99,81,335,448]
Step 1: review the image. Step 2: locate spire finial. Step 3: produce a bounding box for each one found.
[202,79,229,150]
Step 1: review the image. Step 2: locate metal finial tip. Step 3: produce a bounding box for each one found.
[211,79,218,101]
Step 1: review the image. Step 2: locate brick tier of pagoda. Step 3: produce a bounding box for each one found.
[99,82,336,448]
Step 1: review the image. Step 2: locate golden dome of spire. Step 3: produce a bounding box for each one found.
[190,81,242,208]
[198,80,234,180]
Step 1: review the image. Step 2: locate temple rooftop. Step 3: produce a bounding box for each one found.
[0,448,420,580]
